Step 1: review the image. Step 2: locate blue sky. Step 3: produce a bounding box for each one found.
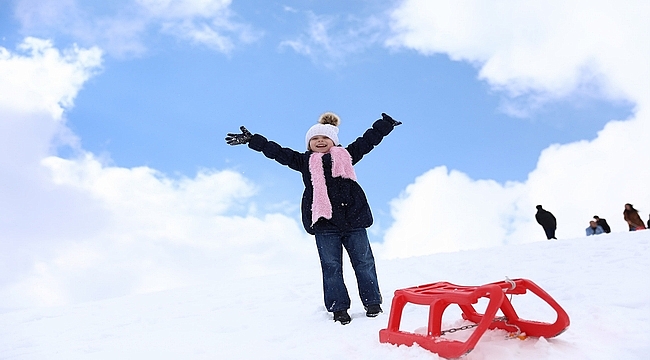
[1,0,648,307]
[3,0,632,224]
[68,49,629,227]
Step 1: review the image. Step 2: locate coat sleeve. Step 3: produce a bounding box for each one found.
[247,133,306,172]
[346,117,396,165]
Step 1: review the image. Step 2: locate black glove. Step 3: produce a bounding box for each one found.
[225,126,253,145]
[382,113,402,126]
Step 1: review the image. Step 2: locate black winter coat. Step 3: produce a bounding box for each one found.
[596,218,611,233]
[248,118,395,235]
[535,208,557,230]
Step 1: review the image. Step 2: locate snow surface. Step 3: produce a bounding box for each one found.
[1,230,648,359]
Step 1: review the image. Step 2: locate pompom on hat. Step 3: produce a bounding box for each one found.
[305,112,341,150]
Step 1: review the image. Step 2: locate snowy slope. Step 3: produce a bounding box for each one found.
[1,231,648,359]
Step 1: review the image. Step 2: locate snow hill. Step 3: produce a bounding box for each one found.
[1,231,648,359]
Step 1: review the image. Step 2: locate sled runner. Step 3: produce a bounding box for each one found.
[379,278,570,359]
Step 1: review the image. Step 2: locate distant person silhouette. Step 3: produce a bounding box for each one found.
[535,205,557,240]
[585,220,604,236]
[623,203,646,231]
[593,215,611,233]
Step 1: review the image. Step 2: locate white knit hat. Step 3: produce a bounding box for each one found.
[305,112,340,150]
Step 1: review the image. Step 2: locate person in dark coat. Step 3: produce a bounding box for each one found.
[225,112,401,325]
[623,203,646,231]
[593,215,611,233]
[535,205,557,239]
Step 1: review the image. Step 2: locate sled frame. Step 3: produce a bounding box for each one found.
[379,278,570,359]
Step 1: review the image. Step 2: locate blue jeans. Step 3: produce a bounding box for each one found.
[314,228,382,312]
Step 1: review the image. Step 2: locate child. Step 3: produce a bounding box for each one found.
[225,112,401,325]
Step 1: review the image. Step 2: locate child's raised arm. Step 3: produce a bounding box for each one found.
[347,113,402,164]
[225,126,306,172]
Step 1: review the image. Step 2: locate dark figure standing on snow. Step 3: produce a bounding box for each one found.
[585,220,604,236]
[647,214,650,229]
[225,112,401,325]
[623,203,646,231]
[593,215,611,233]
[535,205,557,240]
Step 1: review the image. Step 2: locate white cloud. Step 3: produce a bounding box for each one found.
[387,0,650,107]
[13,0,259,57]
[380,0,650,258]
[381,167,527,258]
[136,0,232,18]
[280,11,384,67]
[138,0,262,53]
[0,37,102,119]
[8,152,313,307]
[0,38,311,309]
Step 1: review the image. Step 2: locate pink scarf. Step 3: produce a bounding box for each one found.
[309,147,357,225]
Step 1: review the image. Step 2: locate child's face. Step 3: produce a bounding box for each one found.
[309,135,334,153]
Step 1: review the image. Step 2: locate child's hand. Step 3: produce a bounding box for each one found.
[382,113,402,126]
[225,126,253,145]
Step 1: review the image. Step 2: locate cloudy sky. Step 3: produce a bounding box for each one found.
[1,0,649,309]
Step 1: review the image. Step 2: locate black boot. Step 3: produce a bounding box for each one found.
[365,304,383,317]
[333,310,351,325]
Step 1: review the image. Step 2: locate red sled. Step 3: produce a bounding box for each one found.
[379,278,570,359]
